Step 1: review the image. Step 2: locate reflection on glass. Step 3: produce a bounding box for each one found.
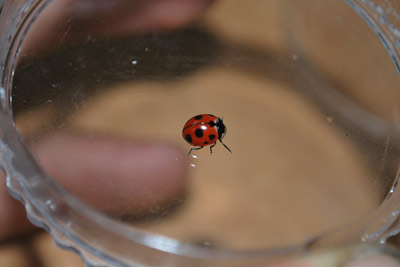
[11,0,400,251]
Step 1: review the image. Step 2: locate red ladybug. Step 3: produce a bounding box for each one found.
[182,114,232,156]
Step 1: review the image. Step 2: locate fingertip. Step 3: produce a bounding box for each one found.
[32,134,189,217]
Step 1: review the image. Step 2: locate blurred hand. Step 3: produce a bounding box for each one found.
[22,0,215,55]
[0,133,188,239]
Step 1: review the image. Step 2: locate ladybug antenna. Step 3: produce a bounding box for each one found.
[219,139,232,153]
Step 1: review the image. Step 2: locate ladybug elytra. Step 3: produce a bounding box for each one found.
[182,114,232,156]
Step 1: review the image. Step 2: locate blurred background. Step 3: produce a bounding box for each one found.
[2,0,400,266]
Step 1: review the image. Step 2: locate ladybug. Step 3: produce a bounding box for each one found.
[182,114,232,156]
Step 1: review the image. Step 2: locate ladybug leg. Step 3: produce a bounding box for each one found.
[209,143,217,155]
[219,140,232,153]
[187,146,204,157]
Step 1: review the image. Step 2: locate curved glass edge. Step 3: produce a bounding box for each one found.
[306,0,400,249]
[344,0,400,242]
[4,163,110,266]
[0,0,400,266]
[348,0,400,75]
[0,0,33,105]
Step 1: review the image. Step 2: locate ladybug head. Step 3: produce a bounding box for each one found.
[216,117,227,140]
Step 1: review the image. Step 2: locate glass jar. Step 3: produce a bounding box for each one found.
[1,0,400,266]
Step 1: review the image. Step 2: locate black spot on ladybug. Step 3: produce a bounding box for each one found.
[195,128,204,138]
[204,141,209,144]
[185,134,192,143]
[209,121,216,127]
[209,134,216,141]
[194,115,203,120]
